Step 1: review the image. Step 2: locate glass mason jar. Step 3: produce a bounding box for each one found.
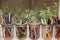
[16,23,27,40]
[42,25,53,40]
[2,24,14,40]
[55,25,60,39]
[29,21,40,40]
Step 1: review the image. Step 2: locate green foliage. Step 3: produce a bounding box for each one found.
[1,2,57,24]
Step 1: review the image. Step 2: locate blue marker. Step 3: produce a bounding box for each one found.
[7,12,11,24]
